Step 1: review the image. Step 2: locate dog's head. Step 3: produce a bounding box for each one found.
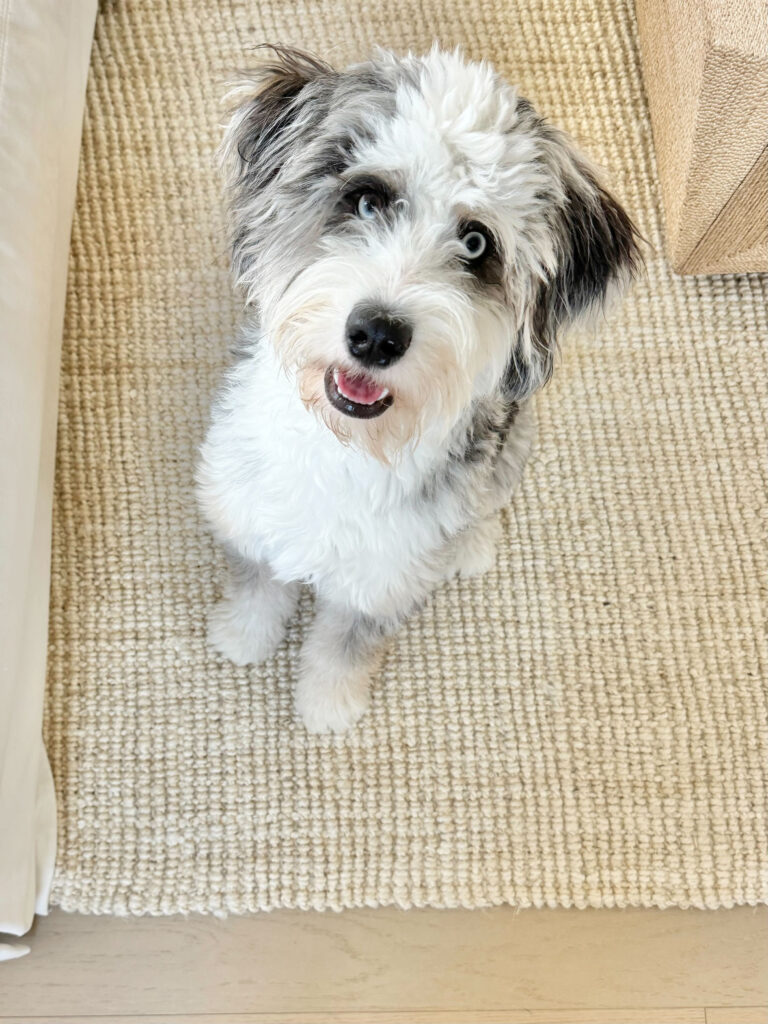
[221,45,640,459]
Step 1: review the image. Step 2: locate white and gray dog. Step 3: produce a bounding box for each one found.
[198,45,640,733]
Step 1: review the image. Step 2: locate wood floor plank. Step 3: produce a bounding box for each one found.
[0,1012,708,1024]
[0,907,765,1018]
[706,1009,768,1024]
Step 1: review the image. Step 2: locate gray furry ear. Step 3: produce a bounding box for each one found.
[219,46,336,295]
[220,45,335,193]
[506,142,642,401]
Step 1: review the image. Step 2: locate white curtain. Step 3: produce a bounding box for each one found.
[0,0,97,958]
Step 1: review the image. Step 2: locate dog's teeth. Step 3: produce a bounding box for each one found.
[379,389,389,399]
[333,369,340,386]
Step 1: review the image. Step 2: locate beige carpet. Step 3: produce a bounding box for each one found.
[46,0,768,913]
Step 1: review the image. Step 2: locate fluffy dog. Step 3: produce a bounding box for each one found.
[198,45,640,733]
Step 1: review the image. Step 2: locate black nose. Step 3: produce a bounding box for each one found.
[345,309,413,368]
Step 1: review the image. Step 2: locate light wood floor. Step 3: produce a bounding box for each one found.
[1,906,767,1023]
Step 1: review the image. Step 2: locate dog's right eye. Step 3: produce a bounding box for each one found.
[356,192,385,219]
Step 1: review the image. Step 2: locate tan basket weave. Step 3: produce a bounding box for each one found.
[45,0,768,914]
[636,0,768,274]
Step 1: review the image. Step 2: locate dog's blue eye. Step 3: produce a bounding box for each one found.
[460,229,488,260]
[357,192,383,219]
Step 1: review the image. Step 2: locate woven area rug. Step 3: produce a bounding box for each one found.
[46,0,768,913]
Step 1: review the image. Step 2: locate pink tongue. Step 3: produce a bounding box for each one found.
[336,369,386,405]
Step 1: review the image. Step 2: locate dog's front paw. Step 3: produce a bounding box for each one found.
[295,665,371,734]
[453,516,502,578]
[207,596,285,667]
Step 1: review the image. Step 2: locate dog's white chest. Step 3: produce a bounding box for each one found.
[198,349,464,615]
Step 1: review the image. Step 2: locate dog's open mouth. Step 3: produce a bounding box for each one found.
[324,365,393,419]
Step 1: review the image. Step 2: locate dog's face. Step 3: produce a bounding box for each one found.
[221,46,639,459]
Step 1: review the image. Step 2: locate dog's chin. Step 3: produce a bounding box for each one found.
[323,365,394,420]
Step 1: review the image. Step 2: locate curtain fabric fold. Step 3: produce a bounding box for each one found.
[0,0,97,957]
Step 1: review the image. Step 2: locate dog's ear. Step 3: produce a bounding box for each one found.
[220,45,334,193]
[505,142,641,401]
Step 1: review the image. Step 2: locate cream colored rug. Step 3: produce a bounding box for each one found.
[46,0,768,913]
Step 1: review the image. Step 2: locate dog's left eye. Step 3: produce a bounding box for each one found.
[357,192,385,219]
[459,222,493,261]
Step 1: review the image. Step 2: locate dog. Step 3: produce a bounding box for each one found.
[197,44,640,733]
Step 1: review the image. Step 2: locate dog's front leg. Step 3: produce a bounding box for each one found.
[296,601,392,734]
[208,552,300,666]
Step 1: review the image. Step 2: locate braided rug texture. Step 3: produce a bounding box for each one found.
[46,0,768,913]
